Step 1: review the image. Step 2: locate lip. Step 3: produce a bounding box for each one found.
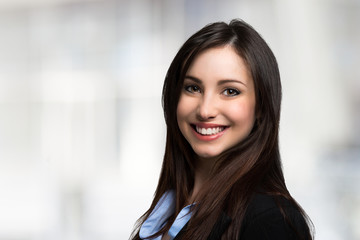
[190,123,228,141]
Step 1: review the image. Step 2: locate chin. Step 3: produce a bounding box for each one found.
[194,150,221,159]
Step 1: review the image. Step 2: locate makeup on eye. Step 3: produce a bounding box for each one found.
[183,82,241,97]
[222,88,240,96]
[184,75,247,87]
[184,84,201,93]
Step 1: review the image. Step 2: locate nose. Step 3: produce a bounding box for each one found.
[196,94,219,121]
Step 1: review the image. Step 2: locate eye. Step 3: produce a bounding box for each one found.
[184,84,201,93]
[223,88,240,96]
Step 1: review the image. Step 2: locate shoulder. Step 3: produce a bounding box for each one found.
[239,193,310,240]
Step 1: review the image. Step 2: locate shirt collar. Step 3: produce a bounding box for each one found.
[139,190,176,240]
[139,190,194,240]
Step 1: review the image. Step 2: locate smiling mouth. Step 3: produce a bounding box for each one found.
[191,124,227,136]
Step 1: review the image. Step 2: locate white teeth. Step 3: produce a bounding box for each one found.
[201,128,207,135]
[196,126,225,135]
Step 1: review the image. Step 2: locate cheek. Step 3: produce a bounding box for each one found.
[176,96,189,127]
[228,101,256,125]
[176,98,185,122]
[177,96,195,119]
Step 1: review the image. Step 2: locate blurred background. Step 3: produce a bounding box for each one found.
[0,0,359,239]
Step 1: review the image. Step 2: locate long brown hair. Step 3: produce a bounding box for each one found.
[131,19,312,240]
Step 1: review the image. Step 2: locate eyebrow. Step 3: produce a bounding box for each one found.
[184,75,247,87]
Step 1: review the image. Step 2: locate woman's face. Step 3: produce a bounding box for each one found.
[176,45,256,159]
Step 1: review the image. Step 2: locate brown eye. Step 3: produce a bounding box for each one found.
[185,85,201,93]
[223,88,240,96]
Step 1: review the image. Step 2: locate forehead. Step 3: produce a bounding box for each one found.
[185,46,252,85]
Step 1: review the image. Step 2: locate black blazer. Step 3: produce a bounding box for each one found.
[174,193,310,240]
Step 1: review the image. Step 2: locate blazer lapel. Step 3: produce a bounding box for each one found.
[173,211,232,240]
[207,211,232,240]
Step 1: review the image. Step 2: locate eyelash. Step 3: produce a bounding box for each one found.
[183,84,240,97]
[223,88,240,96]
[184,84,201,93]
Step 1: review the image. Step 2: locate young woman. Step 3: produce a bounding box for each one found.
[131,19,313,240]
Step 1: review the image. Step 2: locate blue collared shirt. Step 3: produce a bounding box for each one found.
[139,190,194,240]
